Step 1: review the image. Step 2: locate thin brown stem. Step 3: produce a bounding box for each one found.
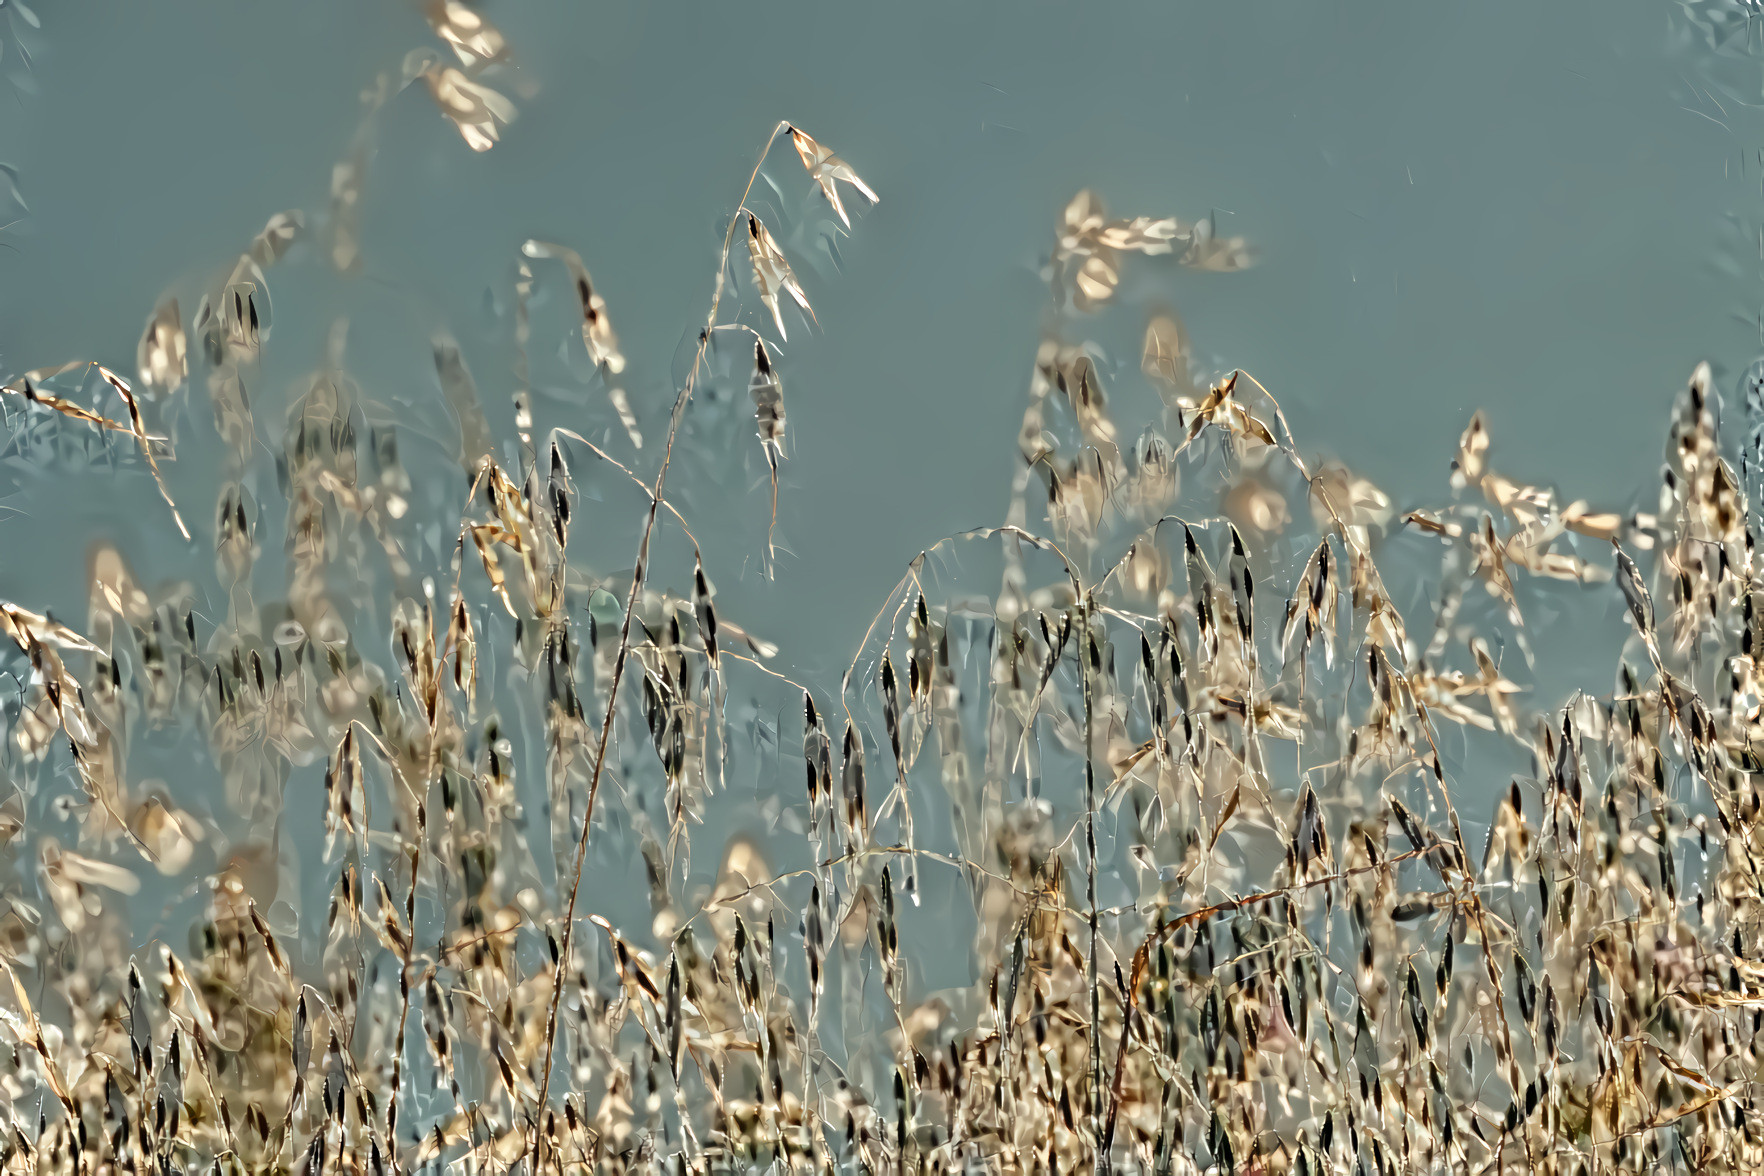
[530,120,791,1167]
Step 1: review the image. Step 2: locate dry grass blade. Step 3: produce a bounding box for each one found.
[787,124,878,229]
[0,84,1752,1176]
[520,239,626,375]
[749,337,786,558]
[94,364,191,540]
[426,0,508,67]
[414,55,515,151]
[3,361,190,539]
[433,332,496,473]
[746,211,811,340]
[136,297,186,397]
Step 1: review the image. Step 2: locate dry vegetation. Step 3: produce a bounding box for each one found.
[0,10,1759,1175]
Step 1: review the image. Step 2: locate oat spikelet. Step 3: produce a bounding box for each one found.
[412,53,515,151]
[137,297,186,396]
[749,337,786,557]
[787,124,878,229]
[745,211,811,340]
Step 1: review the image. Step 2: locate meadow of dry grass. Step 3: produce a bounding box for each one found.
[0,10,1757,1174]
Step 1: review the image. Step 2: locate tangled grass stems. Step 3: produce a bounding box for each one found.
[533,117,797,1169]
[1,58,1763,1176]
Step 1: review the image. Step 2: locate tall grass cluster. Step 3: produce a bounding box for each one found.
[0,15,1755,1173]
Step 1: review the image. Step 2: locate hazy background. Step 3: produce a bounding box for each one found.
[0,0,1756,971]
